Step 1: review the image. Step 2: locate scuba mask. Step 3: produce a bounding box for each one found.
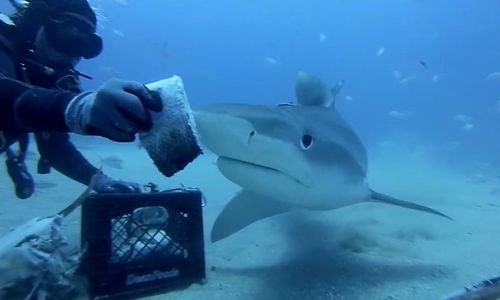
[44,12,102,59]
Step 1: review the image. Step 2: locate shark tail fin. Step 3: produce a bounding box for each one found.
[368,190,452,220]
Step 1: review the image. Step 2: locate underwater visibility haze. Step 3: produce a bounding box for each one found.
[1,0,500,299]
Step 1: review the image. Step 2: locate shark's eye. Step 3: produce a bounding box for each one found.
[300,134,313,150]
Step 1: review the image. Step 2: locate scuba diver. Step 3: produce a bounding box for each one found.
[0,0,163,198]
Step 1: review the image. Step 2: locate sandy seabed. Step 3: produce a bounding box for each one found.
[1,138,499,300]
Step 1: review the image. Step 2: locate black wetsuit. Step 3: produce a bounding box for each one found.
[0,21,98,186]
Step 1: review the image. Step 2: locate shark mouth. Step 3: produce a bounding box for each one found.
[218,156,307,186]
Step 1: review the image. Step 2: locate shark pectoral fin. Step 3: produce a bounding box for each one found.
[368,190,452,220]
[210,190,291,243]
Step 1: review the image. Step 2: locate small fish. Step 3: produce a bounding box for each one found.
[393,70,402,80]
[388,110,415,119]
[398,75,417,86]
[34,180,58,189]
[112,0,128,6]
[318,33,326,43]
[467,173,488,184]
[99,156,123,169]
[419,61,427,68]
[462,123,474,131]
[432,74,442,82]
[486,72,500,81]
[265,56,278,65]
[490,188,500,196]
[376,47,385,56]
[91,6,108,24]
[453,114,473,123]
[344,95,353,102]
[112,28,125,38]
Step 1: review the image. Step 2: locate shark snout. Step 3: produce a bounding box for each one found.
[194,109,257,156]
[193,107,314,187]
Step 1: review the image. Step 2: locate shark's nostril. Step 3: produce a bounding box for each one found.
[247,130,256,143]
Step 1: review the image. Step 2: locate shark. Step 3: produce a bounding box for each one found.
[193,72,451,243]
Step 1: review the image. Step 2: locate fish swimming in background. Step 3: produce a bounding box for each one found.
[376,47,385,56]
[99,156,123,169]
[112,0,128,6]
[265,56,278,65]
[318,33,326,43]
[486,72,500,81]
[432,74,442,82]
[398,75,417,86]
[90,4,108,27]
[462,123,474,131]
[452,114,474,131]
[419,61,427,68]
[392,70,417,86]
[194,72,451,242]
[388,110,415,119]
[393,70,402,80]
[453,114,473,123]
[112,28,125,38]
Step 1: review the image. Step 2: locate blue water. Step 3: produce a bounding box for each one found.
[1,0,499,170]
[1,1,500,298]
[81,0,500,170]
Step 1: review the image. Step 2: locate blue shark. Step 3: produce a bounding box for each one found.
[194,72,450,242]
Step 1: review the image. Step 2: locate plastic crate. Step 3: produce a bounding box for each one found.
[80,188,205,299]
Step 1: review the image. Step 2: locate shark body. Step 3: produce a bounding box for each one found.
[193,72,450,242]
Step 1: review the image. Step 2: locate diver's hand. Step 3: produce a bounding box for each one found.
[64,79,162,142]
[93,173,141,194]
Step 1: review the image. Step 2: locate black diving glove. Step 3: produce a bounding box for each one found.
[93,173,141,194]
[5,149,34,199]
[64,79,163,142]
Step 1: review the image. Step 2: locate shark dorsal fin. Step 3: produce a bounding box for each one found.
[295,72,343,108]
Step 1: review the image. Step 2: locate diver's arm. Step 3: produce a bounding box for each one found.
[34,131,98,185]
[15,85,75,131]
[0,77,75,131]
[2,77,162,142]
